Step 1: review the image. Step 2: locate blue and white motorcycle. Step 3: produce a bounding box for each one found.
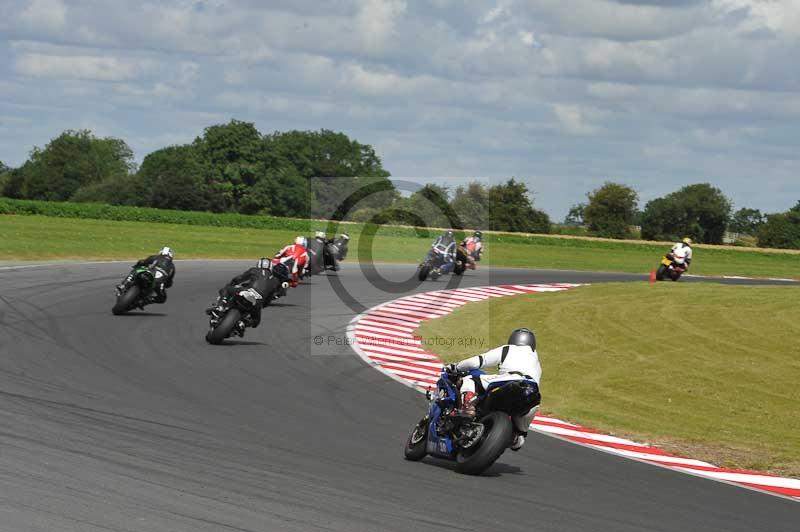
[404,368,540,475]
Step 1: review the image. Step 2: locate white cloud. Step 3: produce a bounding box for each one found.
[356,0,408,52]
[18,0,67,30]
[341,63,439,96]
[553,104,600,136]
[15,53,155,81]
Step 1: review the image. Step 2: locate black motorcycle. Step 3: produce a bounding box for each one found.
[305,237,325,276]
[453,247,469,276]
[332,235,349,261]
[112,265,161,315]
[418,248,446,281]
[323,240,340,271]
[205,279,279,344]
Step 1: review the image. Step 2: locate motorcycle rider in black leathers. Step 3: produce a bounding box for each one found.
[206,258,275,329]
[117,246,175,304]
[430,230,457,275]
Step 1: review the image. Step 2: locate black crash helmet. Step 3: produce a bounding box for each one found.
[508,328,536,350]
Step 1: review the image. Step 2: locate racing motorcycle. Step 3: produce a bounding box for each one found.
[656,250,688,282]
[453,245,477,276]
[205,286,264,344]
[333,234,349,261]
[404,369,540,475]
[323,240,340,272]
[112,265,162,315]
[418,247,446,281]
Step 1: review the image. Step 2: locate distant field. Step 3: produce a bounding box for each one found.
[0,214,798,279]
[415,283,800,477]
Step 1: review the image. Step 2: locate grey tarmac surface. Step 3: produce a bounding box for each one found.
[0,261,796,532]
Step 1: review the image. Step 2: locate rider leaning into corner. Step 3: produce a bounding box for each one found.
[430,230,457,274]
[461,230,484,261]
[669,237,694,270]
[206,258,276,329]
[272,236,309,297]
[446,328,542,451]
[117,246,175,304]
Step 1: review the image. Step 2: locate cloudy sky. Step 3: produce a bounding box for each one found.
[1,0,799,218]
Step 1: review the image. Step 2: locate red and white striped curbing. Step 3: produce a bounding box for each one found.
[346,283,800,502]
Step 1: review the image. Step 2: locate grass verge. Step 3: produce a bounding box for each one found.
[0,214,798,278]
[415,283,800,477]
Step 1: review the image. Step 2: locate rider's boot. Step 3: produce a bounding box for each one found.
[510,431,527,451]
[206,296,226,315]
[274,282,288,299]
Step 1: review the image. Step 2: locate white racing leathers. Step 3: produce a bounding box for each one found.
[670,242,692,265]
[455,344,541,433]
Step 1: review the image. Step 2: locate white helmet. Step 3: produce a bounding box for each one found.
[340,233,350,241]
[315,230,325,239]
[257,257,271,270]
[159,246,174,259]
[294,236,307,247]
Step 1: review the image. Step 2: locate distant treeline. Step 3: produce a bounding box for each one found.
[1,122,798,248]
[563,182,800,248]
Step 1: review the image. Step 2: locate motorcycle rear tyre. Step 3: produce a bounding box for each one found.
[112,286,140,315]
[455,412,513,475]
[206,309,242,345]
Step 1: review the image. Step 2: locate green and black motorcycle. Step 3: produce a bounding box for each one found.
[112,266,162,315]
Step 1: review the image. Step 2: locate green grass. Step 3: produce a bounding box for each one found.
[0,214,433,262]
[415,283,800,476]
[0,214,798,279]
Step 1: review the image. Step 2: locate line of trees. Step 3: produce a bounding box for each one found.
[0,122,396,219]
[564,181,800,249]
[1,124,797,247]
[0,123,550,234]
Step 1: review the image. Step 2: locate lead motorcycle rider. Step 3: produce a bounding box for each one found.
[116,246,175,304]
[446,328,542,451]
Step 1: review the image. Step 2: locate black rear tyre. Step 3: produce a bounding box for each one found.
[455,412,513,475]
[112,286,140,315]
[418,266,430,281]
[206,309,241,345]
[404,419,428,461]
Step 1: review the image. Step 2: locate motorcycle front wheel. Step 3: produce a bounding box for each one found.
[655,264,668,281]
[418,265,430,281]
[112,285,140,315]
[404,419,428,461]
[205,308,242,345]
[455,411,513,475]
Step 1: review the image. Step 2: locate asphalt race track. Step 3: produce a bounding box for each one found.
[0,261,796,531]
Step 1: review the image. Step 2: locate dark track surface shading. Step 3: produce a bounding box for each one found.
[0,262,796,531]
